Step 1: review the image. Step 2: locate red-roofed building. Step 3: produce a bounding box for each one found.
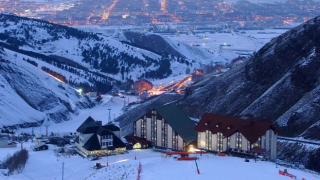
[134,79,153,94]
[194,113,279,161]
[125,136,149,149]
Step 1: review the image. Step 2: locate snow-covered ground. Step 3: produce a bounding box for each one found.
[7,92,319,180]
[16,94,139,136]
[1,145,319,180]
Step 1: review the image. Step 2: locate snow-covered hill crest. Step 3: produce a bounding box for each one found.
[0,47,94,128]
[0,13,217,82]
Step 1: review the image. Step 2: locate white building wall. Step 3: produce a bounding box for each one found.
[198,132,206,149]
[265,130,270,150]
[270,130,277,161]
[223,137,227,151]
[230,133,236,149]
[136,119,142,137]
[146,117,151,141]
[242,137,248,151]
[177,136,183,150]
[157,120,162,146]
[146,118,151,141]
[212,134,217,151]
[167,126,173,149]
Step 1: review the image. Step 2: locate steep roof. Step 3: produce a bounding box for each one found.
[96,126,113,136]
[83,134,101,151]
[77,116,100,134]
[154,103,197,143]
[113,135,126,148]
[104,124,120,131]
[194,113,280,144]
[34,142,48,149]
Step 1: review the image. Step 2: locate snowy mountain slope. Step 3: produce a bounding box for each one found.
[0,13,217,82]
[169,16,320,172]
[121,31,222,62]
[177,16,320,140]
[0,47,95,128]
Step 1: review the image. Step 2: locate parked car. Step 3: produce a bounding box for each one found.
[87,154,99,161]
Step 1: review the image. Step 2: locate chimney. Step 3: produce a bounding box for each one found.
[96,121,102,126]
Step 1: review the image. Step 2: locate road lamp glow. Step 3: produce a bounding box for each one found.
[77,88,82,95]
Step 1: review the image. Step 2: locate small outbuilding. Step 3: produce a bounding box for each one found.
[33,142,49,151]
[0,137,9,148]
[0,137,16,148]
[125,136,149,149]
[134,79,153,94]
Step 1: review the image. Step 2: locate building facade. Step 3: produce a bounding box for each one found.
[133,104,197,151]
[75,116,126,156]
[195,113,279,161]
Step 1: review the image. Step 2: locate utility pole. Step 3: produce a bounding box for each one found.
[62,162,64,180]
[44,115,49,137]
[108,109,111,124]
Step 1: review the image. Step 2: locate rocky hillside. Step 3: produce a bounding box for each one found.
[177,17,320,141]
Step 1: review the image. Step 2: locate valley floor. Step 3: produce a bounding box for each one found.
[2,145,319,180]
